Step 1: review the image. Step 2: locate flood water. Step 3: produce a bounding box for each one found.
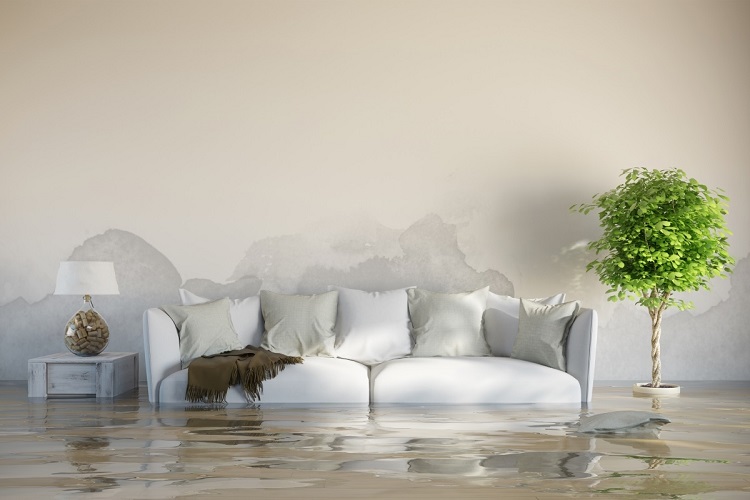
[0,381,748,499]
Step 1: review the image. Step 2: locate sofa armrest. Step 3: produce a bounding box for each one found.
[143,308,181,404]
[566,308,598,403]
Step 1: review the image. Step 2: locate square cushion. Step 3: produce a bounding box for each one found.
[330,286,412,365]
[179,288,263,347]
[511,299,581,371]
[259,290,338,357]
[484,292,566,356]
[407,287,490,357]
[161,298,244,368]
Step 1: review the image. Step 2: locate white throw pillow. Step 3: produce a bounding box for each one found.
[329,286,413,365]
[161,298,244,368]
[511,299,581,371]
[179,288,264,347]
[408,287,490,357]
[260,290,338,357]
[484,292,566,357]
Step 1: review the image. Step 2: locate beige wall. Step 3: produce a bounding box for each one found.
[2,0,748,381]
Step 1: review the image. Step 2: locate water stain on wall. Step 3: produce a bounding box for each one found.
[0,219,747,382]
[189,214,514,297]
[0,215,513,380]
[183,276,263,300]
[229,215,405,294]
[295,214,513,295]
[0,229,181,380]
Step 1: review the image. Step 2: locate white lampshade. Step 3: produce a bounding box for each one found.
[54,261,120,296]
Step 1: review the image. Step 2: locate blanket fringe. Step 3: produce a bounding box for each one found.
[228,363,240,386]
[185,385,230,405]
[241,356,303,401]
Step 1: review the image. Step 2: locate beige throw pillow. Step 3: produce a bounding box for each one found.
[161,298,244,369]
[484,292,567,356]
[259,290,338,357]
[511,299,580,371]
[178,288,264,347]
[407,287,490,357]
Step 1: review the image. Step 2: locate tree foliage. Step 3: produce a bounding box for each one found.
[572,167,734,312]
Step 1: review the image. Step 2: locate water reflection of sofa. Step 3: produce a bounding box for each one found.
[144,287,597,405]
[342,452,604,478]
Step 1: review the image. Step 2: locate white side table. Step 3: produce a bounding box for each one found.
[28,352,138,398]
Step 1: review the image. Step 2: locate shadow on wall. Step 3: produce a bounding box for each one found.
[596,255,750,381]
[0,214,513,381]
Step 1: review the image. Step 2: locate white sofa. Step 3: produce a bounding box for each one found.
[143,289,597,406]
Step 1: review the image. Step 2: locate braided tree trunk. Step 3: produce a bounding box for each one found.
[647,290,670,388]
[648,307,662,388]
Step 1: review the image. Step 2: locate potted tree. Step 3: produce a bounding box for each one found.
[572,168,734,395]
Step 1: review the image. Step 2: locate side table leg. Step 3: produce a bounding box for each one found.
[97,362,115,398]
[28,362,48,398]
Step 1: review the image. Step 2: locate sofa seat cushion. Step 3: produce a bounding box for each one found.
[370,357,581,404]
[158,357,370,405]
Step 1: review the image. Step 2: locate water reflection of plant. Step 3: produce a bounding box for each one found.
[626,455,729,466]
[606,476,717,499]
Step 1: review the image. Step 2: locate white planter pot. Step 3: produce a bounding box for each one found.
[632,383,681,396]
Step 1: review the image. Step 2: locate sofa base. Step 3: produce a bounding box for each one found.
[156,356,581,406]
[371,357,582,404]
[158,356,370,405]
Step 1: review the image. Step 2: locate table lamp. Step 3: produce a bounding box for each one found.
[54,261,120,356]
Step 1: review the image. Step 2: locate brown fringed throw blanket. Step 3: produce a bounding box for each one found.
[186,346,303,404]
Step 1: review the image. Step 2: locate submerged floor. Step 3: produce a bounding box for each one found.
[0,381,748,499]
